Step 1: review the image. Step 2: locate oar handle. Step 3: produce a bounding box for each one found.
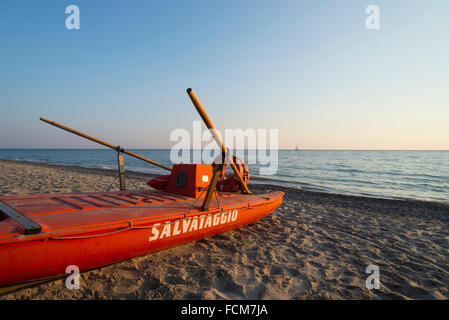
[40,117,117,150]
[39,117,172,172]
[186,88,252,194]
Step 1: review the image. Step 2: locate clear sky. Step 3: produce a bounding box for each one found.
[0,0,448,150]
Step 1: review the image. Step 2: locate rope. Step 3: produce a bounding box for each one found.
[191,183,211,208]
[49,223,159,240]
[106,175,119,192]
[214,189,221,208]
[125,174,141,191]
[50,227,132,240]
[45,196,277,241]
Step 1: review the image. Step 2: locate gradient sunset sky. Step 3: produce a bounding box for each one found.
[0,0,448,150]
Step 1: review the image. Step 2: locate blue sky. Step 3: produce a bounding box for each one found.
[0,0,448,149]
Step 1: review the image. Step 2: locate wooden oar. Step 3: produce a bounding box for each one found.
[39,117,172,172]
[186,88,252,194]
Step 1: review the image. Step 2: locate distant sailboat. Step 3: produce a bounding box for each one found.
[294,145,299,151]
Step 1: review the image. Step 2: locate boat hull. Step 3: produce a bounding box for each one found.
[0,190,283,288]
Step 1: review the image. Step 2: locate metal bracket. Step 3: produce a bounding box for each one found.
[201,163,224,211]
[0,202,42,235]
[117,148,126,191]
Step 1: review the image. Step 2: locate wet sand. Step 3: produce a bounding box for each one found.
[1,158,448,299]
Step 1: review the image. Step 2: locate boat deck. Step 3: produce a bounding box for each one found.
[0,190,282,244]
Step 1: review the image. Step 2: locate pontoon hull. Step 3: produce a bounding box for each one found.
[0,190,283,288]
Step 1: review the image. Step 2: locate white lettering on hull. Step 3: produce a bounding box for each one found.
[149,210,239,242]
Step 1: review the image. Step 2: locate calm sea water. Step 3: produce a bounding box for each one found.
[0,149,447,203]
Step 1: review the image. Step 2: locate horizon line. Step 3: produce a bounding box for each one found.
[0,148,448,151]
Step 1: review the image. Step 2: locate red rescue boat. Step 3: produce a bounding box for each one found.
[0,89,284,292]
[0,187,283,289]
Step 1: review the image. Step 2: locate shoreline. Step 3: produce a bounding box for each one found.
[1,158,449,299]
[0,158,446,206]
[0,158,160,180]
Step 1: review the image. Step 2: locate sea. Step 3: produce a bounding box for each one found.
[0,149,447,203]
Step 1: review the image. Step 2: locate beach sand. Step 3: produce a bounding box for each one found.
[0,158,448,300]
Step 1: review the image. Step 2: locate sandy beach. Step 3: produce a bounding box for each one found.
[0,158,448,300]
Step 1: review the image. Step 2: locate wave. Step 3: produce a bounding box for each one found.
[1,150,448,203]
